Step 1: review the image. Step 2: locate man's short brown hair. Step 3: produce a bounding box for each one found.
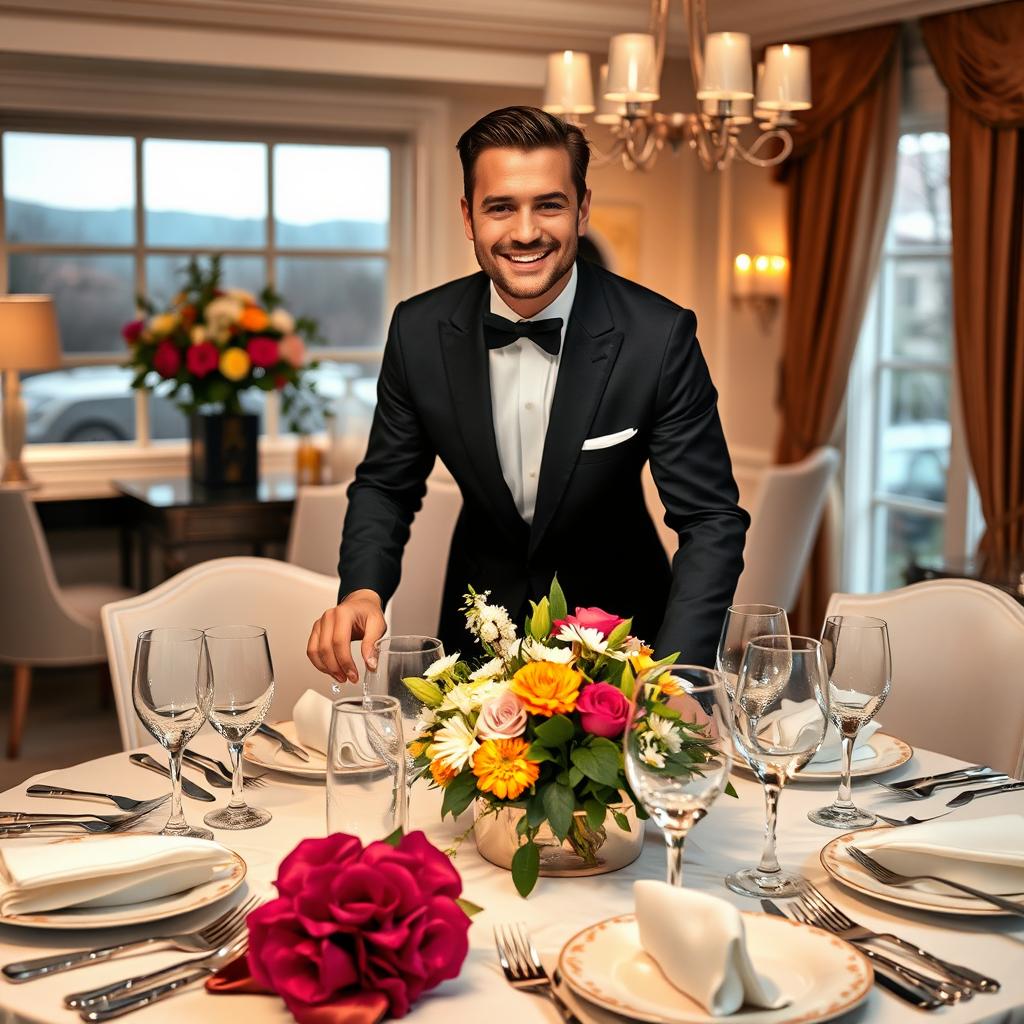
[456,106,590,206]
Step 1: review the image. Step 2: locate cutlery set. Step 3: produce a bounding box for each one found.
[494,923,581,1024]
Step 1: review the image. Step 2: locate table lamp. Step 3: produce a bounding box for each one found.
[0,295,62,488]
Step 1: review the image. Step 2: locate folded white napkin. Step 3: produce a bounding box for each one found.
[851,815,1024,895]
[0,836,236,915]
[293,688,333,755]
[634,881,790,1016]
[761,699,880,766]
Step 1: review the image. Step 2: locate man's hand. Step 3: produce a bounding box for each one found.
[307,589,387,686]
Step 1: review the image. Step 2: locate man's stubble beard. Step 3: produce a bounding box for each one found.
[473,232,579,301]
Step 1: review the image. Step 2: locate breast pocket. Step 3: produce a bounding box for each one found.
[576,428,642,466]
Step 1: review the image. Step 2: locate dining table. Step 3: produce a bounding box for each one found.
[0,734,1021,1024]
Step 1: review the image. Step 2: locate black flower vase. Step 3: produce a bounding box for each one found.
[190,412,259,489]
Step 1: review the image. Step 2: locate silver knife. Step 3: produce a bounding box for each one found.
[257,723,311,762]
[881,765,991,790]
[127,754,215,802]
[759,900,944,1010]
[947,780,1024,808]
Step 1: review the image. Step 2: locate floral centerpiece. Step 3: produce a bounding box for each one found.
[403,578,733,897]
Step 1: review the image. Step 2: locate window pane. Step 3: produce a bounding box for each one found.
[881,506,945,590]
[274,145,389,250]
[24,366,137,444]
[143,139,266,246]
[282,360,380,435]
[891,133,950,245]
[145,256,266,309]
[3,132,134,245]
[276,257,387,348]
[9,253,134,355]
[147,386,268,441]
[890,256,952,361]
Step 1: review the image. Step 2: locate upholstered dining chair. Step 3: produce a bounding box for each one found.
[285,483,348,577]
[102,557,366,750]
[0,489,133,758]
[826,579,1024,777]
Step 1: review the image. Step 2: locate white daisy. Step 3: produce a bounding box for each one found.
[639,736,666,769]
[521,637,576,664]
[439,682,477,716]
[429,717,479,772]
[555,623,608,654]
[469,657,504,681]
[424,652,461,680]
[648,715,683,753]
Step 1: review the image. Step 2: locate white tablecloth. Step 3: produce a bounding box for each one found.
[0,737,1022,1024]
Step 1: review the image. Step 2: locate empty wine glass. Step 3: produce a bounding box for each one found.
[808,615,891,830]
[132,627,214,840]
[624,665,734,887]
[726,635,829,898]
[202,625,275,830]
[716,603,790,698]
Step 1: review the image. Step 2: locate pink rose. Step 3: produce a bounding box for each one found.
[278,333,307,368]
[553,606,625,638]
[576,682,630,739]
[121,318,145,345]
[152,339,181,379]
[247,335,279,368]
[246,831,470,1020]
[477,690,527,740]
[185,341,219,379]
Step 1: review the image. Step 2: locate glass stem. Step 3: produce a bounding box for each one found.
[665,831,687,886]
[836,734,856,808]
[757,780,782,875]
[166,748,186,831]
[228,742,246,810]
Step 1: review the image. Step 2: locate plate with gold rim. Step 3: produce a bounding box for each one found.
[558,912,872,1024]
[732,733,913,783]
[243,720,325,779]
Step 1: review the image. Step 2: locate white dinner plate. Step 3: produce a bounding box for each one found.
[558,913,872,1024]
[0,843,247,930]
[243,720,326,779]
[821,829,1024,916]
[732,733,913,783]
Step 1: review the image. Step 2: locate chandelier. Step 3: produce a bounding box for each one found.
[542,0,811,173]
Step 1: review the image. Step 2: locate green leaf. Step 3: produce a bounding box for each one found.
[725,780,739,799]
[455,897,484,917]
[382,826,404,847]
[529,598,552,641]
[440,771,478,820]
[542,782,576,842]
[612,810,631,832]
[524,743,557,764]
[401,675,443,708]
[571,739,623,789]
[534,714,574,748]
[525,793,547,828]
[619,659,635,700]
[568,765,583,787]
[511,840,540,898]
[606,617,632,649]
[583,798,606,830]
[548,576,567,624]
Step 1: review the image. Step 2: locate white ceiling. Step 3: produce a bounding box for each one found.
[0,0,999,56]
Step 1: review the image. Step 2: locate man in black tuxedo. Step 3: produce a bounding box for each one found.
[308,106,748,684]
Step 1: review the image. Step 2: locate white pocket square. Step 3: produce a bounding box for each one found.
[581,427,638,451]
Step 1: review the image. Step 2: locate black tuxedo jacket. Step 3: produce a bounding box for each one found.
[337,258,749,666]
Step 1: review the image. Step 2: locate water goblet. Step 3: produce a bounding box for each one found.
[624,665,734,886]
[716,603,790,698]
[131,627,214,840]
[808,615,891,829]
[202,625,275,830]
[725,635,830,898]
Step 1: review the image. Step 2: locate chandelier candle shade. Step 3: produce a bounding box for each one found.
[605,34,661,102]
[543,50,595,115]
[697,32,754,100]
[759,44,812,111]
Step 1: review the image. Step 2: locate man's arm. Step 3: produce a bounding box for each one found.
[650,308,750,667]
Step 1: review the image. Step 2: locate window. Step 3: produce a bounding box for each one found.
[844,130,978,591]
[1,130,395,444]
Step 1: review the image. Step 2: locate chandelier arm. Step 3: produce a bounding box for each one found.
[733,128,795,168]
[587,134,626,169]
[623,119,661,170]
[684,0,708,95]
[649,0,671,84]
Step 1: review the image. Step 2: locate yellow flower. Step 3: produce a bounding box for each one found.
[510,661,582,717]
[238,306,269,332]
[472,738,540,800]
[219,347,251,381]
[149,312,179,336]
[429,759,459,788]
[632,654,681,696]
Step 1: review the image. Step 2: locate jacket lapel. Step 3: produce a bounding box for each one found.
[530,260,623,554]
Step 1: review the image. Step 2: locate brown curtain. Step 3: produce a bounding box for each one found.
[773,24,902,630]
[921,3,1024,564]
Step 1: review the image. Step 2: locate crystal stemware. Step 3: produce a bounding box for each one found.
[716,603,790,698]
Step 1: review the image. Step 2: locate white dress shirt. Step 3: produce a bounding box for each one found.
[488,264,578,524]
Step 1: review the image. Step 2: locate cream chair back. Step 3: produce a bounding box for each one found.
[102,557,353,750]
[285,483,348,577]
[826,580,1024,777]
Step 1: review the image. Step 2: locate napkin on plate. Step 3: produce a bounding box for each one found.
[293,688,333,755]
[850,814,1024,895]
[762,699,881,767]
[0,836,236,915]
[634,880,790,1016]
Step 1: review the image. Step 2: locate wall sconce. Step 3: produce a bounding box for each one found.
[732,253,788,331]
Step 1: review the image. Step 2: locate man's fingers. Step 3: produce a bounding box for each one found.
[312,607,345,682]
[329,608,359,684]
[307,618,330,675]
[360,609,388,672]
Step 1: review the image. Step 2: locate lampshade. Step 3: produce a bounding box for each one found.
[758,44,811,111]
[604,33,660,102]
[697,32,753,101]
[595,63,627,124]
[543,50,595,115]
[0,295,61,371]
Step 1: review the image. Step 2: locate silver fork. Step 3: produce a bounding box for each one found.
[800,882,997,992]
[3,895,258,984]
[848,847,1024,917]
[494,923,582,1024]
[0,805,157,836]
[875,810,953,828]
[875,774,1009,800]
[181,750,268,790]
[27,785,169,814]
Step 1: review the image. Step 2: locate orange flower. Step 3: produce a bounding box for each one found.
[632,653,681,694]
[429,759,459,788]
[408,738,429,759]
[472,738,540,800]
[238,306,269,332]
[510,662,582,717]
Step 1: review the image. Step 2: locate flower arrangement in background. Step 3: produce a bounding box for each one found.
[121,255,326,431]
[403,578,733,896]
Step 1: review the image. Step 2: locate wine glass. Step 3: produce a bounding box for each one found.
[808,615,891,829]
[725,635,829,898]
[716,604,790,698]
[624,665,734,887]
[202,625,275,830]
[132,627,214,840]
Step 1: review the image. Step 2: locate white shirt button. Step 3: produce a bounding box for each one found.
[529,470,537,479]
[525,401,536,412]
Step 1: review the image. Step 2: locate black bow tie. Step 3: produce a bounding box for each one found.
[483,312,563,357]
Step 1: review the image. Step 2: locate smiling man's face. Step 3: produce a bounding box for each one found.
[460,146,591,318]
